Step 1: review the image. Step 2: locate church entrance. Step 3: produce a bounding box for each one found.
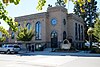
[51,31,58,51]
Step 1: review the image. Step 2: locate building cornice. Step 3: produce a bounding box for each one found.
[15,12,47,22]
[68,13,84,24]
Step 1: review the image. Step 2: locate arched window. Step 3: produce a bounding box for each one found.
[26,23,31,30]
[35,21,42,40]
[63,19,66,25]
[63,31,66,40]
[78,24,80,40]
[75,23,78,40]
[18,24,20,31]
[81,25,83,40]
[11,32,15,39]
[51,31,58,38]
[0,32,2,38]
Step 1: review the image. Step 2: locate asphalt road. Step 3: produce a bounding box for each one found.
[0,54,100,67]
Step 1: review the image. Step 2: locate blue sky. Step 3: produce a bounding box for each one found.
[0,0,100,30]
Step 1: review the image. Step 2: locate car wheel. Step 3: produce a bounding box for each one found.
[14,52,18,54]
[6,50,10,54]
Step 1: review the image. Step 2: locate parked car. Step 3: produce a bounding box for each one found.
[0,44,20,54]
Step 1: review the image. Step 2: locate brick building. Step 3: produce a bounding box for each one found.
[8,6,84,50]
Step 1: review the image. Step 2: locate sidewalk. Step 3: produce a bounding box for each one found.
[18,50,100,57]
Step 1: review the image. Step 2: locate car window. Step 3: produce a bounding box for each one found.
[0,45,2,47]
[8,46,13,47]
[14,46,20,48]
[4,45,7,47]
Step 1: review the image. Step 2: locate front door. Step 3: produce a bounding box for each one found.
[51,31,58,48]
[63,31,66,40]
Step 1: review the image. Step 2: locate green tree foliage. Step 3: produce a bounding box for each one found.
[55,0,66,7]
[93,18,100,42]
[0,1,18,32]
[17,28,34,41]
[2,0,20,5]
[36,0,46,10]
[0,26,9,37]
[16,23,35,50]
[74,0,98,27]
[0,37,6,42]
[0,26,10,42]
[36,0,91,10]
[74,0,98,40]
[0,0,20,40]
[17,23,35,41]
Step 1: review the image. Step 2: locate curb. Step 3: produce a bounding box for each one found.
[18,51,100,57]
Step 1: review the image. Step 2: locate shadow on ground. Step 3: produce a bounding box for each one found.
[17,51,100,57]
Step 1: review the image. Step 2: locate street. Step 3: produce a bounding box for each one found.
[0,53,100,67]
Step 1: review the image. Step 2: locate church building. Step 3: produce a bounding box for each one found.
[8,6,84,49]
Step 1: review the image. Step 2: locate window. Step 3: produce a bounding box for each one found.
[75,23,78,40]
[11,32,15,39]
[18,24,20,31]
[0,32,2,38]
[51,18,57,26]
[81,25,83,40]
[63,19,66,25]
[26,23,31,30]
[51,31,58,38]
[35,21,42,40]
[78,24,80,40]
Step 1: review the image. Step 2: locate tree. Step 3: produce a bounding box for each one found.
[36,0,91,10]
[74,0,98,27]
[55,0,66,7]
[0,0,20,41]
[0,26,9,42]
[16,22,35,51]
[17,28,34,41]
[0,26,9,37]
[0,0,20,32]
[0,37,6,42]
[74,0,98,40]
[93,18,100,42]
[17,21,35,41]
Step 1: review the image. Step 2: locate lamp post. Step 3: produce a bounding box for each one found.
[87,27,94,49]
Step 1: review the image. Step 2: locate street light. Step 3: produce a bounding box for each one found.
[87,27,94,49]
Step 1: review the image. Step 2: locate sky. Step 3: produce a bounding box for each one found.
[0,0,100,30]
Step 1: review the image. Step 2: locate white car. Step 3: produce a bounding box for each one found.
[0,44,20,54]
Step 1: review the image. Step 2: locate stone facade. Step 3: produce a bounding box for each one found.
[8,6,84,44]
